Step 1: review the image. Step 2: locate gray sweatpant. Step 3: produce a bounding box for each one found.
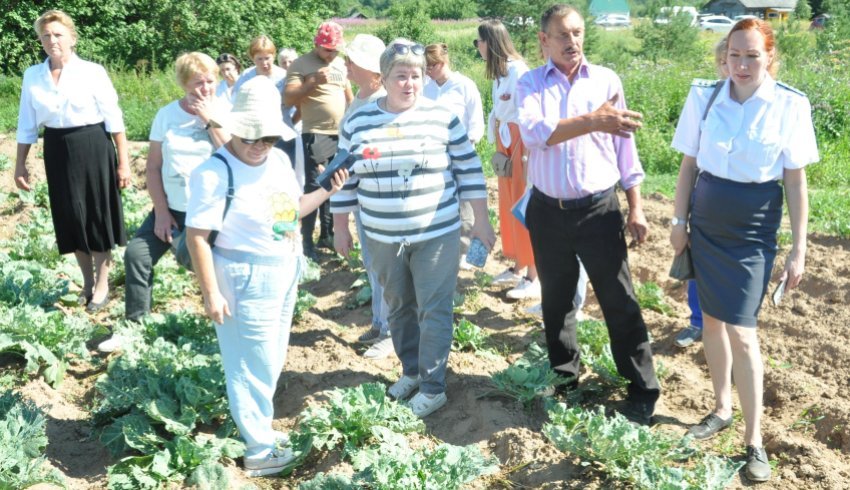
[365,229,460,395]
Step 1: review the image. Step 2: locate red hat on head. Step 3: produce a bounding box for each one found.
[314,21,344,50]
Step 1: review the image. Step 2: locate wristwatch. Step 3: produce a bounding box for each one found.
[671,216,686,227]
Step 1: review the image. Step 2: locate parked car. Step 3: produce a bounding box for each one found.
[700,15,735,33]
[810,13,831,30]
[733,14,760,21]
[595,14,631,28]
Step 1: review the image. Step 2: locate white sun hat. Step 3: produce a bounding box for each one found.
[209,77,295,140]
[345,34,386,75]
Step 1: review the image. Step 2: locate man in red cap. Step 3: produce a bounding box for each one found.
[284,21,353,261]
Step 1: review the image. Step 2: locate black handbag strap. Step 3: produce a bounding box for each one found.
[207,152,234,247]
[701,80,724,122]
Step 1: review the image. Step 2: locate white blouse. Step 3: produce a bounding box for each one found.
[672,76,818,183]
[423,72,485,144]
[16,54,125,144]
[488,58,529,148]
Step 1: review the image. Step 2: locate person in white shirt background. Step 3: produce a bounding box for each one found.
[215,53,242,110]
[231,35,288,97]
[422,43,485,273]
[333,34,394,360]
[15,9,131,312]
[670,19,818,483]
[474,19,543,302]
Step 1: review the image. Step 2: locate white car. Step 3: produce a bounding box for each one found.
[700,15,735,33]
[733,14,759,21]
[595,14,631,28]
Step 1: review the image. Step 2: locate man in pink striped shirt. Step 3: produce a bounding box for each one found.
[516,4,660,425]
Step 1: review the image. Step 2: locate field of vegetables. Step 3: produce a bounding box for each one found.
[0,134,848,489]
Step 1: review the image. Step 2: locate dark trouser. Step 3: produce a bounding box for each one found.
[124,209,186,321]
[526,188,660,403]
[301,133,337,252]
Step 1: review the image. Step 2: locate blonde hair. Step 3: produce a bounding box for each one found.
[175,52,219,87]
[34,9,77,40]
[248,35,277,59]
[425,43,450,68]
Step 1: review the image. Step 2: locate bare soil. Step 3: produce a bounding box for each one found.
[2,134,849,489]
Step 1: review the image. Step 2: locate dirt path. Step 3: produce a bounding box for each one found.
[2,136,848,489]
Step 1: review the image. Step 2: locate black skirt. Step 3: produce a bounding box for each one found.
[43,123,126,254]
[690,172,782,327]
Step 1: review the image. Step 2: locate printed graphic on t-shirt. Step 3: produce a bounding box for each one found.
[270,191,299,240]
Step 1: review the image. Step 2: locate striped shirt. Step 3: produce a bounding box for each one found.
[516,58,643,200]
[330,98,487,244]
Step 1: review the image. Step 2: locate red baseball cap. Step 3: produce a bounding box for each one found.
[314,22,344,50]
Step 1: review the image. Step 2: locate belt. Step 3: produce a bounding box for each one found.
[531,186,614,210]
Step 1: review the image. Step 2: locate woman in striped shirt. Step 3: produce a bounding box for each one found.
[331,39,495,418]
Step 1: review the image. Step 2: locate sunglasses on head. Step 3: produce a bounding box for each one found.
[391,43,425,56]
[239,136,280,146]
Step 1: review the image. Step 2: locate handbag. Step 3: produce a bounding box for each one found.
[667,81,723,281]
[669,248,695,281]
[171,153,234,271]
[490,151,512,178]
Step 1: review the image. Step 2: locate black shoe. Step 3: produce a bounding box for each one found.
[688,413,733,439]
[303,245,318,263]
[317,234,335,250]
[619,399,655,426]
[744,445,771,482]
[86,295,111,313]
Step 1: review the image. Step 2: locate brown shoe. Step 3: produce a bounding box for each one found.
[688,413,733,439]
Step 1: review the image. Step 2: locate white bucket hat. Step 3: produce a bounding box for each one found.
[209,77,294,140]
[345,34,385,75]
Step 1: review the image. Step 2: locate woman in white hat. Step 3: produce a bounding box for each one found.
[185,77,347,477]
[335,34,394,360]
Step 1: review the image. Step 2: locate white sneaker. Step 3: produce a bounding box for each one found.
[97,335,127,353]
[506,278,541,300]
[459,255,474,271]
[244,447,295,477]
[492,268,522,285]
[525,303,543,317]
[387,375,419,400]
[363,336,394,360]
[408,392,447,418]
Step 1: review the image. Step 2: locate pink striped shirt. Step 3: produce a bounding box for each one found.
[516,58,643,200]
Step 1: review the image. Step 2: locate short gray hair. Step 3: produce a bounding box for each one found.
[379,38,425,79]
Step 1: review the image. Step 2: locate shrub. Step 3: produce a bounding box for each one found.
[633,14,701,63]
[375,1,437,45]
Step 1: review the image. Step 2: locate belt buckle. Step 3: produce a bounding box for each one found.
[558,198,569,210]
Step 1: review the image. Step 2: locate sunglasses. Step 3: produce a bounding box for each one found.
[390,43,425,56]
[473,39,482,49]
[239,136,280,146]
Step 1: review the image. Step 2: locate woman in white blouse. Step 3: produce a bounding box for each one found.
[215,53,242,109]
[15,9,130,312]
[670,19,818,482]
[475,19,542,301]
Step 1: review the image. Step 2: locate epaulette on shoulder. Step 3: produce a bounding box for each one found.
[776,81,806,97]
[691,78,720,88]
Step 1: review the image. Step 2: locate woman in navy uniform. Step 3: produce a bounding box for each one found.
[669,19,818,482]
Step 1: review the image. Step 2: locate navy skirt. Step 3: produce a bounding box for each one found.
[689,172,782,327]
[43,123,126,254]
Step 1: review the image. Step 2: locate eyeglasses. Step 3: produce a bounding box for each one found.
[239,136,280,146]
[391,43,425,56]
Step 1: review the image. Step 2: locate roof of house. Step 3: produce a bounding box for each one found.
[589,0,630,16]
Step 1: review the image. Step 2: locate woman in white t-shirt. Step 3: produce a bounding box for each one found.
[185,77,346,477]
[99,53,229,353]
